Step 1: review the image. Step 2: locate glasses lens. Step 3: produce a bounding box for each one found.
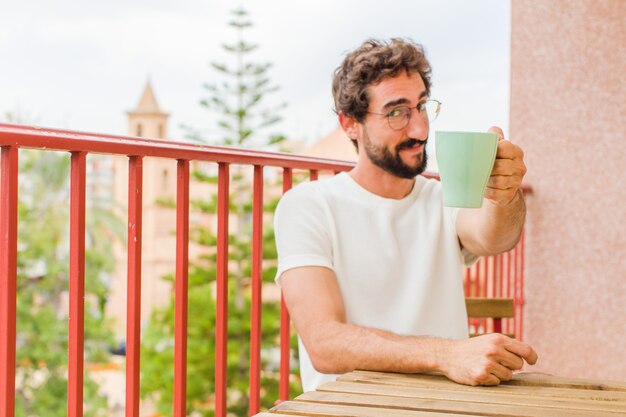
[426,100,441,122]
[387,107,410,130]
[386,101,441,129]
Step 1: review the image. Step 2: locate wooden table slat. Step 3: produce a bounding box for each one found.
[297,390,620,417]
[338,371,626,401]
[508,373,626,391]
[272,400,487,417]
[345,370,626,392]
[316,381,626,413]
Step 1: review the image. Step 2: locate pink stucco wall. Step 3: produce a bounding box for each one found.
[510,0,626,379]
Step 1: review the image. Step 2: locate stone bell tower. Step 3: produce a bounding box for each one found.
[108,81,177,339]
[127,81,169,140]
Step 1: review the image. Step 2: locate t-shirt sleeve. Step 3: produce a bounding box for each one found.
[274,184,334,286]
[449,207,480,267]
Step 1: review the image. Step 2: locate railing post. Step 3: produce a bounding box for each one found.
[174,160,190,417]
[215,162,230,417]
[249,165,264,416]
[126,156,143,417]
[474,261,479,299]
[278,168,293,403]
[488,256,495,298]
[502,251,515,332]
[68,151,87,417]
[496,256,500,298]
[0,146,18,417]
[517,231,526,340]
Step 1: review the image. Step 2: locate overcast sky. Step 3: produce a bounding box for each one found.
[1,0,511,157]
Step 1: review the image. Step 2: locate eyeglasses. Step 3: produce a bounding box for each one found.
[368,99,442,130]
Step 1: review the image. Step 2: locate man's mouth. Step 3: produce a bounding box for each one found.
[397,138,427,152]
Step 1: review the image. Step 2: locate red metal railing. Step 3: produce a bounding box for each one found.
[174,159,190,417]
[69,151,86,417]
[1,145,18,417]
[463,231,525,337]
[0,123,526,417]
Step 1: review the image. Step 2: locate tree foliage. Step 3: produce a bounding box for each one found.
[183,8,286,148]
[140,7,300,417]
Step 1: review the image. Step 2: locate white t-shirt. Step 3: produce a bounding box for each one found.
[274,172,475,392]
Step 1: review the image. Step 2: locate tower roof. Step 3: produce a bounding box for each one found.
[301,127,358,162]
[133,81,162,113]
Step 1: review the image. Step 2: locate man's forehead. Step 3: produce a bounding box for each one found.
[367,72,427,108]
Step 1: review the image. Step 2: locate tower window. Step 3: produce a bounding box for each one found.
[136,123,143,137]
[162,168,168,192]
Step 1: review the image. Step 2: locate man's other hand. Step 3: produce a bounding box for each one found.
[436,333,538,386]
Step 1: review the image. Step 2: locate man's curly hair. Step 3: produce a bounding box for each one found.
[332,38,432,125]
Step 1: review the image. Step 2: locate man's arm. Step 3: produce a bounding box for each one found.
[281,265,538,386]
[456,127,527,256]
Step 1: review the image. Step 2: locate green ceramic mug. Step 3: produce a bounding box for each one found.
[435,131,499,208]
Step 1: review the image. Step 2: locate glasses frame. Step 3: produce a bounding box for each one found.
[368,99,442,131]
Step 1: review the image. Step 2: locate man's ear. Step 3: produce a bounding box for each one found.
[338,111,361,141]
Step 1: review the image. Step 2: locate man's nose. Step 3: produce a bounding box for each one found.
[406,110,429,139]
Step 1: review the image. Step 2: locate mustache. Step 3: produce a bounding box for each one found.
[396,138,427,151]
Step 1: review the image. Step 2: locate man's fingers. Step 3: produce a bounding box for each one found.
[478,373,501,386]
[504,340,539,365]
[486,175,514,190]
[488,126,505,141]
[483,376,501,386]
[490,160,515,176]
[498,351,525,371]
[489,362,514,382]
[496,140,523,160]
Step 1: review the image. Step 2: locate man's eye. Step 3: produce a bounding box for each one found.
[388,108,405,118]
[417,102,427,111]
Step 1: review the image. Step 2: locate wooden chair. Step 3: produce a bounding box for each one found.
[465,297,514,337]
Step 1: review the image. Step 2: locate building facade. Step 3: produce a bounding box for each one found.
[510,0,626,379]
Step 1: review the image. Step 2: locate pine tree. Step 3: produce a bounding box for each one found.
[140,7,299,417]
[183,7,286,148]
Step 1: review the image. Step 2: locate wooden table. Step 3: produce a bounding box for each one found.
[256,370,626,417]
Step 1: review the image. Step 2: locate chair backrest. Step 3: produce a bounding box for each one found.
[465,297,514,337]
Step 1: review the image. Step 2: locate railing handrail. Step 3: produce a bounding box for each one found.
[0,123,535,193]
[0,123,357,172]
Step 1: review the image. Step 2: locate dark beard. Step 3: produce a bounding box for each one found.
[363,131,428,179]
